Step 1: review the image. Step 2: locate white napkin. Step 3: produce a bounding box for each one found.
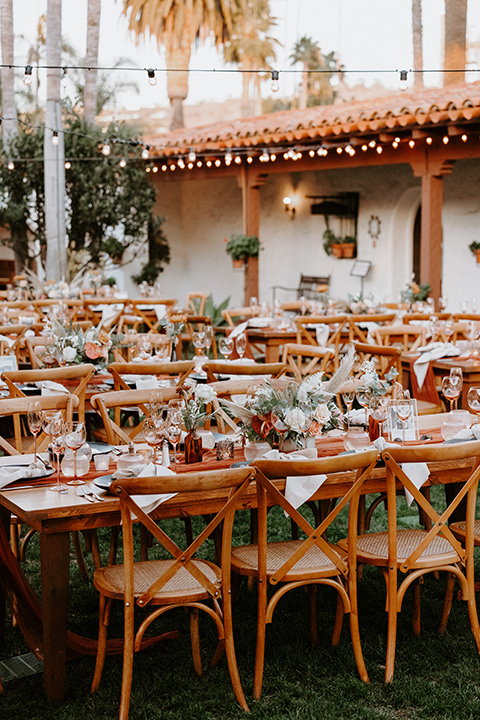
[228,321,249,338]
[412,342,461,389]
[261,448,323,511]
[37,380,70,395]
[0,461,46,490]
[450,423,480,441]
[98,303,123,327]
[112,462,176,515]
[313,324,329,347]
[135,377,160,390]
[348,409,367,425]
[374,437,430,506]
[248,318,273,328]
[154,305,167,321]
[196,429,216,450]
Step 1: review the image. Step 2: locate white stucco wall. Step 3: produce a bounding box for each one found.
[143,157,480,313]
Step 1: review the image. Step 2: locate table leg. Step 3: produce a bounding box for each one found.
[40,531,70,701]
[0,506,10,645]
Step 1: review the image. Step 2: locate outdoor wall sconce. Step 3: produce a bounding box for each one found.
[283,196,296,218]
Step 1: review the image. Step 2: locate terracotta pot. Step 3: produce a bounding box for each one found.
[475,249,480,264]
[184,430,203,464]
[331,244,343,258]
[340,243,356,258]
[232,258,244,269]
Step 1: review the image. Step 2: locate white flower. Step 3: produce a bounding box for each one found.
[360,372,376,387]
[194,385,217,404]
[284,407,307,433]
[296,385,308,403]
[85,329,95,342]
[314,403,331,426]
[63,346,77,363]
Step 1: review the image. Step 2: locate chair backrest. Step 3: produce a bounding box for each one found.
[298,274,330,298]
[252,449,379,583]
[0,393,78,454]
[1,363,95,422]
[203,360,287,383]
[353,341,402,380]
[32,298,83,321]
[380,441,480,574]
[294,315,348,370]
[112,333,172,363]
[347,313,396,344]
[185,292,209,315]
[281,343,334,381]
[127,297,177,332]
[0,324,28,363]
[222,307,256,327]
[107,360,194,390]
[402,313,451,324]
[23,336,56,368]
[111,465,256,604]
[372,324,426,352]
[90,387,180,445]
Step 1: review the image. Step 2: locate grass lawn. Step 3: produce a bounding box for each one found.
[2,491,480,720]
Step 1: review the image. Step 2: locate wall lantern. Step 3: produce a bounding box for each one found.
[283,196,296,218]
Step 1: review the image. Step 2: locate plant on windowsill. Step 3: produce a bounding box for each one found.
[339,235,357,258]
[469,240,480,264]
[323,229,357,258]
[225,234,262,268]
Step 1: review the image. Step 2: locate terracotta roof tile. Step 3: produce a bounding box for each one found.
[147,81,480,156]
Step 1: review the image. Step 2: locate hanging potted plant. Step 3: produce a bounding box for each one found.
[225,234,262,268]
[469,240,480,264]
[339,236,357,258]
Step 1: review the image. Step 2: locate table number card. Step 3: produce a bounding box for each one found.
[386,399,419,442]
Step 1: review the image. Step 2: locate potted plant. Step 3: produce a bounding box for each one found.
[469,240,480,263]
[323,229,343,257]
[339,235,357,258]
[225,234,262,268]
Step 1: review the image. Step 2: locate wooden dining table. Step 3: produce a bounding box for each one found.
[246,326,296,363]
[0,415,473,702]
[402,353,480,409]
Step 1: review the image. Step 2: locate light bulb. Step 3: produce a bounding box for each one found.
[376,146,383,154]
[399,70,408,91]
[7,161,14,170]
[270,70,280,93]
[119,157,126,167]
[260,149,269,162]
[443,135,449,145]
[409,139,415,148]
[64,161,71,169]
[102,141,111,156]
[188,150,196,162]
[51,130,59,146]
[283,196,292,208]
[462,134,468,142]
[141,146,150,160]
[23,65,33,85]
[152,166,158,173]
[178,158,185,168]
[162,165,167,171]
[246,156,253,164]
[426,137,433,145]
[234,155,242,164]
[225,151,232,165]
[215,159,221,167]
[206,160,212,167]
[147,68,157,86]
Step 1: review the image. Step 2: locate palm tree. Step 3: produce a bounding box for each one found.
[412,0,423,89]
[122,0,242,130]
[1,0,17,146]
[84,0,102,125]
[290,36,321,110]
[444,0,467,85]
[223,0,279,117]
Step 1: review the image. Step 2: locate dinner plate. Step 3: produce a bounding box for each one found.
[4,466,55,488]
[89,442,116,455]
[93,474,115,491]
[230,461,250,468]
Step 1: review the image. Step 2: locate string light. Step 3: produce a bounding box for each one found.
[443,135,449,144]
[376,145,383,154]
[147,68,157,86]
[409,139,415,148]
[368,139,376,148]
[336,147,343,154]
[309,149,315,157]
[399,69,408,91]
[188,150,196,162]
[392,140,399,148]
[23,65,33,85]
[225,151,232,165]
[102,141,111,156]
[462,133,468,142]
[234,155,242,164]
[51,130,59,146]
[177,158,185,168]
[152,165,158,172]
[206,160,212,167]
[196,160,203,167]
[270,70,280,92]
[426,136,433,145]
[215,158,221,167]
[162,165,167,171]
[260,149,270,162]
[246,155,253,163]
[64,160,71,169]
[169,163,176,171]
[361,144,368,151]
[119,157,126,167]
[141,145,150,160]
[7,161,14,170]
[187,162,194,169]
[270,153,276,161]
[146,166,151,172]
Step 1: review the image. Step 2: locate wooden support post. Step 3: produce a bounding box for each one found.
[238,167,267,306]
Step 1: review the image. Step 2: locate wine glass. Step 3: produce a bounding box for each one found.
[28,400,43,465]
[249,296,258,315]
[64,421,87,486]
[218,336,234,361]
[166,413,182,470]
[50,425,68,493]
[271,409,289,449]
[203,326,214,358]
[235,333,247,362]
[438,296,448,312]
[342,390,355,431]
[192,331,206,356]
[137,337,152,361]
[441,376,461,413]
[443,319,455,344]
[396,400,412,444]
[467,387,480,418]
[143,417,163,468]
[449,367,463,409]
[356,391,370,429]
[298,410,313,450]
[154,337,170,361]
[148,389,164,420]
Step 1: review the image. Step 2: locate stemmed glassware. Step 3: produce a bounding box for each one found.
[235,333,247,362]
[143,417,163,468]
[28,400,43,465]
[218,337,234,361]
[50,425,68,493]
[249,296,258,316]
[441,376,461,413]
[342,391,355,431]
[396,400,412,444]
[203,326,214,358]
[271,409,289,449]
[449,367,463,409]
[356,390,370,429]
[467,387,480,417]
[63,421,87,486]
[166,411,182,471]
[137,337,152,361]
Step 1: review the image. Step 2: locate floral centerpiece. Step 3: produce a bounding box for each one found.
[42,318,123,371]
[347,291,377,315]
[222,346,355,450]
[181,385,217,463]
[400,277,431,306]
[355,360,398,439]
[161,314,186,361]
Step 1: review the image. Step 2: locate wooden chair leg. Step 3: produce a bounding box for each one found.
[385,573,398,683]
[331,592,344,647]
[119,601,135,720]
[189,608,202,676]
[91,595,112,693]
[109,526,120,566]
[19,528,36,562]
[348,569,369,682]
[222,589,249,711]
[253,574,268,700]
[439,572,456,634]
[72,531,89,580]
[412,579,421,636]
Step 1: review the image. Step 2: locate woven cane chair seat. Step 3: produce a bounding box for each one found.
[355,529,458,566]
[232,539,341,578]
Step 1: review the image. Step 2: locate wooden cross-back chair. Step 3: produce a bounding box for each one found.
[1,363,95,422]
[294,315,348,370]
[203,360,287,384]
[176,315,214,359]
[353,341,402,380]
[32,298,83,321]
[342,441,480,683]
[91,467,255,718]
[90,387,180,445]
[127,297,177,332]
[222,307,257,327]
[231,450,379,699]
[185,292,209,315]
[402,312,451,324]
[281,343,334,381]
[108,361,194,391]
[0,324,28,364]
[112,333,172,363]
[347,313,396,344]
[372,323,427,352]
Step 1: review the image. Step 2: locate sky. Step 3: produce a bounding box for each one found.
[9,0,480,110]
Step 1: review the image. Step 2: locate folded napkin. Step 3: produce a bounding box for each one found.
[195,429,216,450]
[374,437,430,506]
[228,321,249,339]
[261,448,323,511]
[37,380,70,395]
[112,462,176,515]
[248,318,274,328]
[154,305,167,321]
[449,423,480,441]
[135,377,160,390]
[0,461,46,490]
[347,409,367,425]
[413,342,461,389]
[312,324,329,347]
